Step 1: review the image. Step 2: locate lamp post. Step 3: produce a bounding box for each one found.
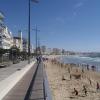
[32,25,40,57]
[28,0,30,64]
[28,0,38,64]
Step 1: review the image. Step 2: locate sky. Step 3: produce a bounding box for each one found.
[0,0,100,52]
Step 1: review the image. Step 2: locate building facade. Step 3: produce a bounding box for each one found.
[0,11,33,53]
[0,11,13,49]
[52,48,61,55]
[13,37,23,51]
[13,31,23,51]
[22,38,28,52]
[0,27,13,49]
[41,45,46,54]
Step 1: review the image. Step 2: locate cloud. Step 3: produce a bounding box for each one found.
[73,12,77,16]
[74,2,83,8]
[73,2,84,17]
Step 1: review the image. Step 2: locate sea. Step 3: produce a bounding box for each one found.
[57,55,100,71]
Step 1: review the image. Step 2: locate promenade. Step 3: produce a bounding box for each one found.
[0,59,50,100]
[0,60,30,81]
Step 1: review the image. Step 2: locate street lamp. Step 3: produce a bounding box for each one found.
[28,0,38,64]
[32,25,40,57]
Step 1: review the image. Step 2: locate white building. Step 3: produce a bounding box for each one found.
[13,30,23,51]
[22,38,28,52]
[0,25,13,49]
[0,27,13,49]
[13,37,23,51]
[30,44,34,53]
[46,48,52,55]
[0,11,13,49]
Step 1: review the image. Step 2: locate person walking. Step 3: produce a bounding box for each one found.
[82,85,87,96]
[88,78,92,85]
[96,82,100,92]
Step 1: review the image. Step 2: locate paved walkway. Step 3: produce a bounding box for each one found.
[2,62,45,100]
[29,62,44,100]
[0,59,33,81]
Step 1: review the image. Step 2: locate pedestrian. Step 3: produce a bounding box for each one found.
[88,78,92,85]
[72,88,78,96]
[68,67,70,73]
[96,82,100,92]
[36,57,39,63]
[70,74,72,80]
[82,68,84,73]
[87,64,89,70]
[82,85,87,96]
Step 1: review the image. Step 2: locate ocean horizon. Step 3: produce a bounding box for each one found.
[57,55,100,71]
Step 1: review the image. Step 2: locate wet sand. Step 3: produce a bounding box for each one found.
[44,58,100,100]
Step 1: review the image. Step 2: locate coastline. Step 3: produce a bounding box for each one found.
[44,55,100,100]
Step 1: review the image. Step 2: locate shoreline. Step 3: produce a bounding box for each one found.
[44,56,100,100]
[47,55,100,72]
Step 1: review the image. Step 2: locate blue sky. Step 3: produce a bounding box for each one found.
[0,0,100,52]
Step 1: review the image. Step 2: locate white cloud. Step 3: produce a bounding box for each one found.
[73,12,77,16]
[74,2,83,8]
[73,2,84,17]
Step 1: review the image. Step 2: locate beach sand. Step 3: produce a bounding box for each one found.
[44,59,100,100]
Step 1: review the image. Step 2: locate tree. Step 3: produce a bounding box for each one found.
[20,51,28,60]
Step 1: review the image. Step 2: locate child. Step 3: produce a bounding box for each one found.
[72,88,78,96]
[82,85,87,96]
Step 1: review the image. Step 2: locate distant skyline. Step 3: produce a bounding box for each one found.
[0,0,100,52]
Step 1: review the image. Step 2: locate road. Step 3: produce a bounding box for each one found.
[0,59,34,82]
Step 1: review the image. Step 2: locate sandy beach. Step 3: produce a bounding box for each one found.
[44,57,100,100]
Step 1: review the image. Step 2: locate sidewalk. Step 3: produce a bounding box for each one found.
[0,59,33,81]
[0,60,36,100]
[0,61,12,68]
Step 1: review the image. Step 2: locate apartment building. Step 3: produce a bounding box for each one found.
[0,11,13,49]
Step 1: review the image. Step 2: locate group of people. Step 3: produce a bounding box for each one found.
[72,82,100,97]
[36,56,42,63]
[72,85,87,96]
[48,58,100,98]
